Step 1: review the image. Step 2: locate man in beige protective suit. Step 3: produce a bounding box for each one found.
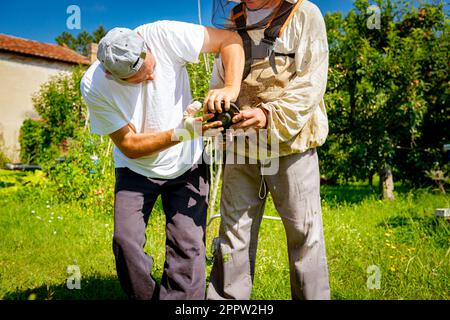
[206,0,331,300]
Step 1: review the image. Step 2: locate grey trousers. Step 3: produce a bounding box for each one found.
[113,164,209,300]
[207,149,330,300]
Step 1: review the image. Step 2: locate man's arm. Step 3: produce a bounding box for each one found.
[109,113,219,159]
[201,27,244,113]
[109,124,178,159]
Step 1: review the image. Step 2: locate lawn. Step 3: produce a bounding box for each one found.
[0,170,449,300]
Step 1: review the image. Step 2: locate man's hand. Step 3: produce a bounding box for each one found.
[204,85,240,114]
[230,108,268,131]
[201,27,244,114]
[173,101,223,141]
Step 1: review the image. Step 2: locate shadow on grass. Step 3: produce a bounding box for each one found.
[0,182,16,188]
[2,275,128,300]
[320,184,411,206]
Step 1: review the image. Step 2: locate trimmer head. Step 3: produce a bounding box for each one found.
[208,102,240,130]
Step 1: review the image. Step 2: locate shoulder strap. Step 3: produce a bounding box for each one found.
[264,0,304,43]
[263,0,304,74]
[231,3,246,29]
[231,0,304,80]
[232,3,253,80]
[277,0,305,38]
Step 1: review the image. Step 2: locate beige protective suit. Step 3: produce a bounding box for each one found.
[207,0,331,300]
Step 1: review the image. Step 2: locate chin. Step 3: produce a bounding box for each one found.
[245,0,259,8]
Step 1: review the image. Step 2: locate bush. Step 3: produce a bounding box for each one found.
[0,131,10,168]
[19,119,49,164]
[41,129,115,209]
[19,66,88,164]
[0,150,10,169]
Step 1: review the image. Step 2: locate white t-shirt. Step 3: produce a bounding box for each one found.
[80,21,205,179]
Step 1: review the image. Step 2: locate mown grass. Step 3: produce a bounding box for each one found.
[0,170,448,300]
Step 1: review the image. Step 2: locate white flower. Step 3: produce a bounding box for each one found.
[31,210,36,214]
[36,216,42,220]
[48,220,52,223]
[46,205,50,209]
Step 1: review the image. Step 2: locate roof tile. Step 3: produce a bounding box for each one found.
[0,34,90,65]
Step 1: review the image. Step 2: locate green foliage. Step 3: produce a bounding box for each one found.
[0,169,48,198]
[19,119,48,164]
[17,64,116,208]
[32,66,87,143]
[40,130,115,208]
[55,26,107,56]
[0,151,10,169]
[186,54,214,101]
[0,132,10,168]
[321,0,450,187]
[19,66,88,164]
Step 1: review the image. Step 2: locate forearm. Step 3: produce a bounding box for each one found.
[209,58,226,90]
[219,32,244,90]
[117,129,179,159]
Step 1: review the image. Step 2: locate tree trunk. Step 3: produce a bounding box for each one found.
[379,164,395,201]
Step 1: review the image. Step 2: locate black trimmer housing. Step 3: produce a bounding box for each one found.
[207,102,240,130]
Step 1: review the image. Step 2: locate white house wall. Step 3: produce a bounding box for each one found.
[0,52,73,162]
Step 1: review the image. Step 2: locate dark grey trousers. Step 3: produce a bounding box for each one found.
[113,163,209,300]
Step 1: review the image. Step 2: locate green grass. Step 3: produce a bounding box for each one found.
[0,170,449,300]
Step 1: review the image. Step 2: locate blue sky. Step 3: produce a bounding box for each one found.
[0,0,355,44]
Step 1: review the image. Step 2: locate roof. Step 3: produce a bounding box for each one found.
[0,34,90,65]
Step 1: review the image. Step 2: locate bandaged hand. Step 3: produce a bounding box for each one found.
[172,101,224,142]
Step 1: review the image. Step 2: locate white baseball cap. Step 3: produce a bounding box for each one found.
[97,28,147,79]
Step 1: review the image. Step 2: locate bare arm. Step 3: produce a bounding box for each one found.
[109,114,219,159]
[201,27,244,113]
[109,124,179,159]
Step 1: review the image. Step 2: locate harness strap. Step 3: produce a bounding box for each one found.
[233,3,253,80]
[264,0,294,43]
[278,0,305,37]
[232,0,303,80]
[263,0,304,74]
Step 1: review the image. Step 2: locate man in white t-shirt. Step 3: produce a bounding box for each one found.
[80,21,244,300]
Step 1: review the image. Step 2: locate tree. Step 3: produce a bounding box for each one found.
[55,26,107,56]
[322,0,449,199]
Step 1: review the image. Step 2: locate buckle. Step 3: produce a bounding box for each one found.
[261,38,275,55]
